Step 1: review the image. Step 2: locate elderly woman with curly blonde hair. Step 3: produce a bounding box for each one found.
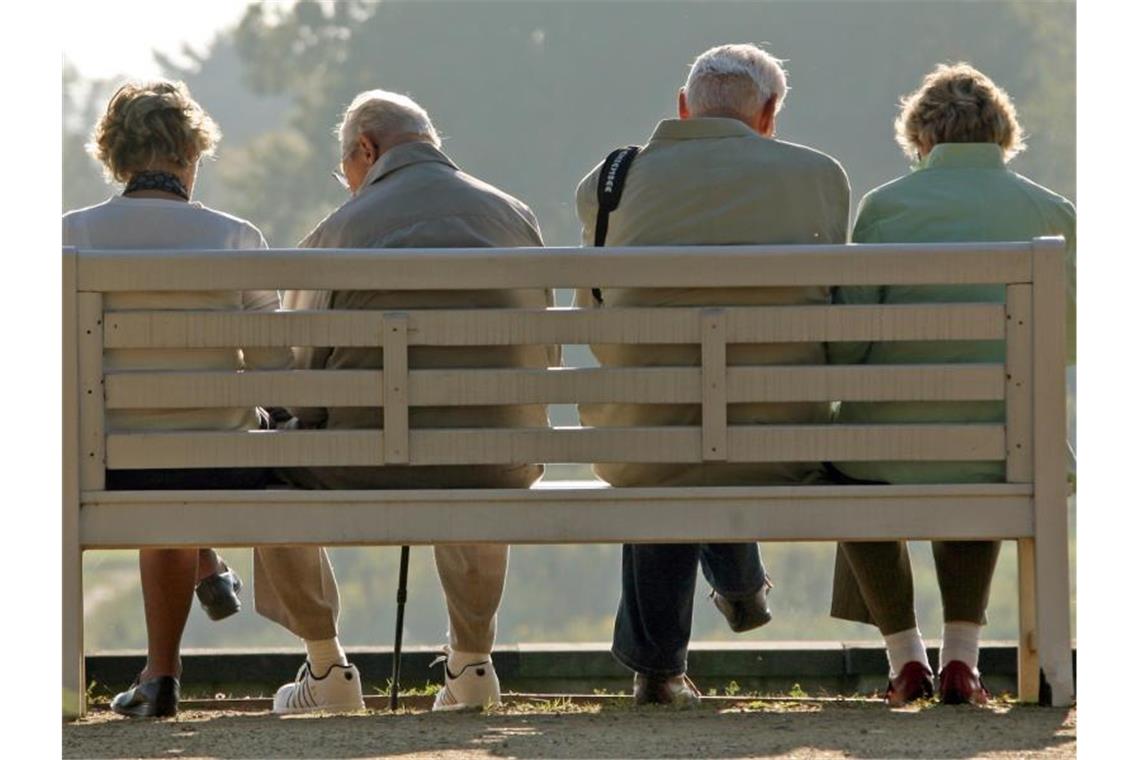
[63,80,293,716]
[827,63,1075,706]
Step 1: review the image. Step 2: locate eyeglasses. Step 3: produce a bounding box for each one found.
[331,145,358,190]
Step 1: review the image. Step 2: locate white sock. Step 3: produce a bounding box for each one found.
[883,627,929,679]
[305,637,348,675]
[447,649,491,675]
[939,621,982,673]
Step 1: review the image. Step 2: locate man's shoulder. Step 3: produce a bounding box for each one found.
[451,168,539,223]
[648,134,848,188]
[318,163,541,247]
[575,157,606,211]
[764,139,849,182]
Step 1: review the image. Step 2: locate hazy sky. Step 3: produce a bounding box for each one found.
[61,0,256,79]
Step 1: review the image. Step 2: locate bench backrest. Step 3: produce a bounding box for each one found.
[62,238,1067,494]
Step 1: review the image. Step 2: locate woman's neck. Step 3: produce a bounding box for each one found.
[121,189,190,201]
[122,169,192,202]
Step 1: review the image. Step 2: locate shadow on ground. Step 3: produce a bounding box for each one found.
[64,701,1076,759]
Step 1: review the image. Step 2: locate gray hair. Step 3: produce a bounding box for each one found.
[336,89,440,157]
[683,44,788,120]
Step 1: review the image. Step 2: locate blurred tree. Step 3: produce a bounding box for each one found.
[1008,0,1076,202]
[62,64,118,212]
[214,128,337,246]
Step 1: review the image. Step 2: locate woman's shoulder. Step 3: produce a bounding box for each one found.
[188,202,267,245]
[1004,170,1075,214]
[62,197,115,224]
[63,196,267,249]
[62,198,116,246]
[854,172,920,220]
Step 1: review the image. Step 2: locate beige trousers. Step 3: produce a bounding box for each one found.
[254,544,508,652]
[254,463,540,652]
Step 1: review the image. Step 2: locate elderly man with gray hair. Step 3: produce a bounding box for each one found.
[574,43,850,705]
[254,89,554,713]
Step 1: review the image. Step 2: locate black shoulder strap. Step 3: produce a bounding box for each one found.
[592,145,640,303]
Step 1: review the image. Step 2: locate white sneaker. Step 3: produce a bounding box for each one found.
[431,649,501,712]
[273,660,365,714]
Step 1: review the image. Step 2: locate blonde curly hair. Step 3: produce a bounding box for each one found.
[87,80,220,184]
[895,63,1025,163]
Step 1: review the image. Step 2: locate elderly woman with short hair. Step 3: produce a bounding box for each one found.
[63,80,292,716]
[828,63,1075,706]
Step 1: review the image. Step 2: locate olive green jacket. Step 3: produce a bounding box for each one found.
[830,142,1076,484]
[574,117,850,487]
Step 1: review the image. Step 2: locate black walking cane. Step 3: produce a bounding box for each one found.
[389,545,411,711]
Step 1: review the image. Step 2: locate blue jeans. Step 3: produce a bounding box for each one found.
[612,542,767,677]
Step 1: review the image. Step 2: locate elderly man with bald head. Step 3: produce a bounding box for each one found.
[255,89,555,714]
[574,43,850,706]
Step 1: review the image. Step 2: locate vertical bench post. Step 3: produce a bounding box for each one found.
[62,249,85,718]
[383,313,410,464]
[1005,283,1037,703]
[701,309,727,461]
[79,294,106,491]
[1030,237,1074,706]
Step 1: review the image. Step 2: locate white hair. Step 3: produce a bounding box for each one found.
[683,43,788,120]
[337,89,440,156]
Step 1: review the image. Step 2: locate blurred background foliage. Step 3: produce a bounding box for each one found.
[65,0,1075,653]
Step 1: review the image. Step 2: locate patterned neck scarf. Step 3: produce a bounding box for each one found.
[123,170,190,201]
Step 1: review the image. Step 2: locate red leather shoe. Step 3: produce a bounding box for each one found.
[938,660,991,705]
[884,661,934,706]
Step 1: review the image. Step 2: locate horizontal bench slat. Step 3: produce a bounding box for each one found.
[103,364,1005,409]
[726,424,1003,461]
[414,364,1007,405]
[107,429,384,468]
[726,364,1006,403]
[105,370,382,409]
[76,243,1036,292]
[102,304,1005,348]
[79,484,1035,547]
[724,304,1003,344]
[104,424,1005,468]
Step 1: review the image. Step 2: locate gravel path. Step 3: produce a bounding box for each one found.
[64,700,1075,759]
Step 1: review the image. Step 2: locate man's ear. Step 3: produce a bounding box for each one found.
[678,88,690,119]
[358,134,378,163]
[757,95,778,137]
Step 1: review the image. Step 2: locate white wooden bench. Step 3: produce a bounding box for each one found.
[62,238,1073,716]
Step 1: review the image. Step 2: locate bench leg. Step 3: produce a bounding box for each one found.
[63,535,84,718]
[62,248,86,719]
[1016,538,1040,703]
[1034,519,1075,706]
[1028,239,1075,707]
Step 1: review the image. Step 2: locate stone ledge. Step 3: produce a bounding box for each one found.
[86,641,1077,699]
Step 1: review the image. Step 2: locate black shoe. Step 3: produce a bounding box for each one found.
[712,576,774,633]
[111,675,180,718]
[633,672,701,707]
[196,566,242,621]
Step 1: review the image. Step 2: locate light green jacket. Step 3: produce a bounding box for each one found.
[830,142,1076,484]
